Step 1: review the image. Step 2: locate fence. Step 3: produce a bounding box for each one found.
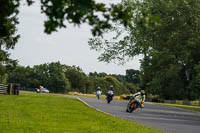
[163,100,200,106]
[0,83,20,95]
[0,84,8,94]
[8,83,20,95]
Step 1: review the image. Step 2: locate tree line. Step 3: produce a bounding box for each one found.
[1,0,200,100]
[7,62,140,95]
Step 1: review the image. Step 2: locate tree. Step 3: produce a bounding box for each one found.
[110,74,126,83]
[8,62,71,93]
[125,69,140,84]
[1,0,135,39]
[8,65,32,87]
[0,0,137,80]
[0,0,22,82]
[103,75,130,95]
[124,82,137,94]
[46,62,71,93]
[89,77,110,94]
[64,65,88,93]
[88,0,200,100]
[89,71,107,78]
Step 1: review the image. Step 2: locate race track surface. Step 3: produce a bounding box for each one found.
[79,97,200,133]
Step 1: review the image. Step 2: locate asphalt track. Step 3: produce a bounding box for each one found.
[79,97,200,133]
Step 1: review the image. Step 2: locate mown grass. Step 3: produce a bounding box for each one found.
[67,91,122,100]
[0,91,164,133]
[152,102,200,112]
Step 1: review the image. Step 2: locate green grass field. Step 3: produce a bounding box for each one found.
[0,91,164,133]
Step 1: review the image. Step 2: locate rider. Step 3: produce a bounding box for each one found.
[96,86,102,99]
[96,86,102,92]
[107,85,114,97]
[132,89,145,107]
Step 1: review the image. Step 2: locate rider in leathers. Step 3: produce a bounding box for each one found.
[133,90,146,107]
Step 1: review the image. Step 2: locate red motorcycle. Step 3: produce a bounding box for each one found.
[126,96,144,113]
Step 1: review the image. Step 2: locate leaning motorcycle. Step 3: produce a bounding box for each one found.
[106,90,114,104]
[126,96,144,113]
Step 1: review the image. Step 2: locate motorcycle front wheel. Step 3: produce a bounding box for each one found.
[107,96,112,104]
[126,101,137,113]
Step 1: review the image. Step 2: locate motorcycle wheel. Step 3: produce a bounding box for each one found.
[126,102,137,113]
[107,96,112,104]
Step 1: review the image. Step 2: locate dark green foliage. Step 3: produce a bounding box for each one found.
[125,69,140,84]
[44,62,71,93]
[103,76,130,95]
[63,65,87,93]
[137,0,200,100]
[124,82,137,94]
[89,0,200,100]
[7,62,136,95]
[89,71,108,78]
[0,0,19,83]
[40,0,135,36]
[8,62,71,93]
[110,74,126,83]
[90,77,110,94]
[88,71,138,95]
[0,0,136,83]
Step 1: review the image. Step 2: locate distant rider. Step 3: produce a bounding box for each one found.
[133,89,146,107]
[96,86,102,100]
[107,85,114,97]
[106,85,115,103]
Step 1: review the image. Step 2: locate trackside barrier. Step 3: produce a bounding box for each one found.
[120,95,200,106]
[8,83,20,95]
[0,84,8,94]
[176,100,183,105]
[0,83,20,95]
[190,101,200,106]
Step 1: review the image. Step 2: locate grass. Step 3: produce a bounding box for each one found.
[67,91,122,100]
[0,91,164,133]
[152,102,200,112]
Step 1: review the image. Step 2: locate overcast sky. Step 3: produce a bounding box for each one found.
[10,0,142,75]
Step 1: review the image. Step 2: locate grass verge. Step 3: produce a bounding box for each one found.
[152,102,200,112]
[67,91,121,100]
[0,91,164,133]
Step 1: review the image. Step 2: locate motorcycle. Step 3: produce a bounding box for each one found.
[106,90,114,104]
[96,90,102,100]
[126,96,144,113]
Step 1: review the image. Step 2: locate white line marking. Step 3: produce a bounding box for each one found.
[76,97,118,118]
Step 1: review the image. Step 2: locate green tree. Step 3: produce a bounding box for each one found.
[64,65,88,93]
[46,62,71,93]
[8,65,32,88]
[1,0,136,81]
[110,74,126,83]
[88,0,200,100]
[125,69,140,84]
[8,62,71,93]
[90,77,110,94]
[124,82,137,94]
[0,0,22,81]
[103,76,130,95]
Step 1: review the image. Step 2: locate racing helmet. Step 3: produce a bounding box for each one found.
[141,90,145,95]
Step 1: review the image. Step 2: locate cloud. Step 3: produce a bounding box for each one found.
[10,0,141,75]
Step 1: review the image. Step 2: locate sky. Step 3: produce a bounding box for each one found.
[9,0,142,75]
